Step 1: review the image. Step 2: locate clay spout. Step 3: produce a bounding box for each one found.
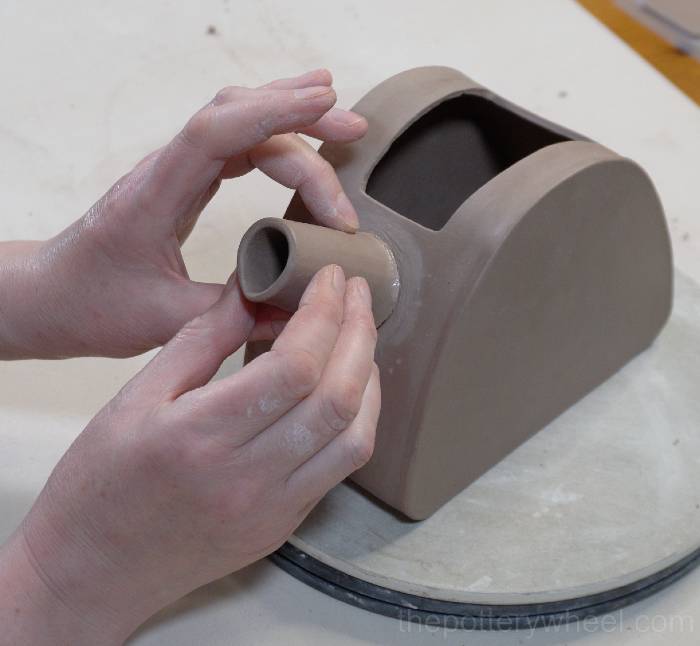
[237,218,399,325]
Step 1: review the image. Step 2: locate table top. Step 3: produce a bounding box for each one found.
[1,1,699,643]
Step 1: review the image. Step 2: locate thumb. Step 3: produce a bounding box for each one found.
[139,275,255,400]
[159,278,289,344]
[160,278,226,332]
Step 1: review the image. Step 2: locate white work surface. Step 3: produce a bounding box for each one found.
[1,0,699,643]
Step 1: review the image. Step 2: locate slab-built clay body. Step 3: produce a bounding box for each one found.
[241,67,673,520]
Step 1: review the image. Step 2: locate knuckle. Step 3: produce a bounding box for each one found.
[348,431,375,469]
[181,107,215,152]
[275,348,323,399]
[321,378,364,432]
[298,155,333,190]
[252,115,273,144]
[287,159,309,189]
[313,157,336,183]
[212,85,243,104]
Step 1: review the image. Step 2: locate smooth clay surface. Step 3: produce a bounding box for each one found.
[249,66,673,520]
[289,271,700,603]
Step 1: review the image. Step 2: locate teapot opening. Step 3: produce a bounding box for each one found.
[366,94,571,231]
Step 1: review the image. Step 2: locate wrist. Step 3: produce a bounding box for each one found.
[0,529,127,645]
[0,240,53,359]
[0,237,93,359]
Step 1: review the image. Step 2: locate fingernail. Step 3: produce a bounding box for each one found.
[300,269,321,305]
[330,264,345,293]
[301,264,344,306]
[330,110,367,127]
[335,192,359,231]
[304,68,332,84]
[294,85,332,100]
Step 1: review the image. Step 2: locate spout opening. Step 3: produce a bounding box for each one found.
[241,225,290,296]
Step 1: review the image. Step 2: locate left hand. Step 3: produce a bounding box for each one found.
[0,68,367,359]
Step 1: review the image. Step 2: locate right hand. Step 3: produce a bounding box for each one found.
[1,265,379,644]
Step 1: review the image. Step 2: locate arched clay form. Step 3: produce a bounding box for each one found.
[242,66,673,520]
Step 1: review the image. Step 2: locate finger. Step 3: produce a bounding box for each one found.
[260,68,332,90]
[157,280,286,349]
[172,264,346,439]
[129,85,337,227]
[260,71,366,142]
[286,363,381,502]
[298,108,368,142]
[221,134,359,231]
[250,135,359,231]
[248,305,291,342]
[134,275,255,401]
[158,278,226,336]
[270,264,346,367]
[189,86,336,158]
[245,277,377,474]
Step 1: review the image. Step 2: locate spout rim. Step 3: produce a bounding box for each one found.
[237,217,299,304]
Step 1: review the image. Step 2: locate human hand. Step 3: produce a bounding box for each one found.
[0,264,379,644]
[0,69,367,359]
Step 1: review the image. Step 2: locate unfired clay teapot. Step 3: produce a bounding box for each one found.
[238,66,672,520]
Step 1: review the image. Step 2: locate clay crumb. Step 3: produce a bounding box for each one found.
[206,25,218,36]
